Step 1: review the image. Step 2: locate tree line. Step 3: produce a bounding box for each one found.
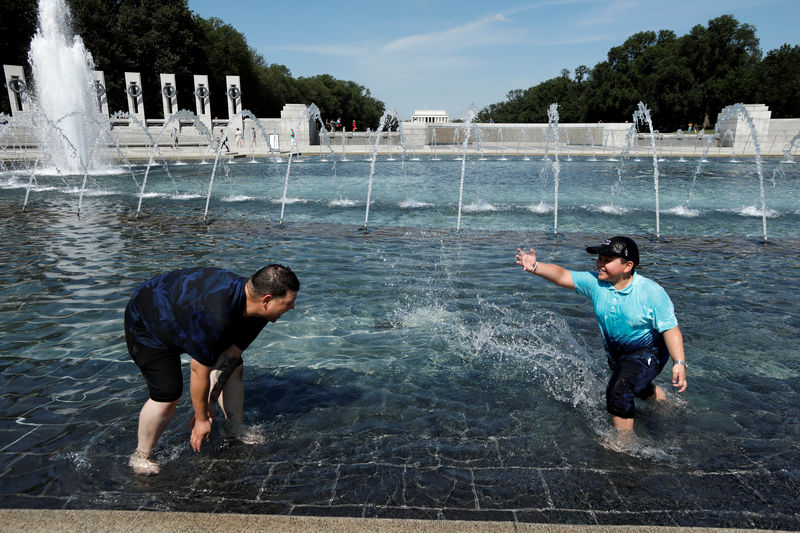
[0,0,386,128]
[476,15,800,131]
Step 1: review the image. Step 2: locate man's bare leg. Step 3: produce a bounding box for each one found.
[612,415,634,432]
[645,384,671,415]
[130,398,178,474]
[211,363,243,433]
[649,384,667,402]
[597,415,636,451]
[210,363,263,444]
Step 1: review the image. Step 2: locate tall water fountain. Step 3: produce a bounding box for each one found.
[546,103,561,237]
[28,0,109,173]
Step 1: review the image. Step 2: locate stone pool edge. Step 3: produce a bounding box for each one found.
[0,509,784,533]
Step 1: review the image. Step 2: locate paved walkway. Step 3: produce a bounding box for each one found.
[0,509,782,533]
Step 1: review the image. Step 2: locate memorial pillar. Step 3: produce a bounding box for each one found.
[124,72,145,125]
[160,73,178,121]
[225,75,243,131]
[192,74,212,134]
[92,70,109,117]
[3,65,30,115]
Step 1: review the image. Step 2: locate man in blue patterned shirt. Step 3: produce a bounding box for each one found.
[515,236,687,436]
[124,264,299,474]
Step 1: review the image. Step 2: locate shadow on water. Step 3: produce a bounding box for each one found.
[248,367,365,420]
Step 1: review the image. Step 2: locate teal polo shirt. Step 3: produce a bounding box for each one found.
[570,271,678,356]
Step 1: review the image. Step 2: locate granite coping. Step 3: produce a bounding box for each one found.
[0,509,785,533]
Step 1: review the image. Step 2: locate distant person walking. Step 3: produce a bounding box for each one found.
[218,129,230,153]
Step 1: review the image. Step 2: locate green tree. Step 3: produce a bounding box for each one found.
[479,14,777,131]
[0,0,37,114]
[678,14,761,125]
[296,74,384,129]
[3,0,387,128]
[753,44,800,118]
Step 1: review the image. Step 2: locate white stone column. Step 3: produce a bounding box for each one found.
[3,64,30,115]
[225,75,243,131]
[280,103,312,151]
[717,104,772,154]
[160,73,177,120]
[124,72,145,124]
[192,74,212,133]
[92,70,109,117]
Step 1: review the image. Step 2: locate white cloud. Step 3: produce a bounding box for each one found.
[572,0,643,29]
[267,44,365,57]
[382,13,516,53]
[504,0,602,16]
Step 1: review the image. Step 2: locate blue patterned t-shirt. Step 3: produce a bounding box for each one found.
[125,267,267,366]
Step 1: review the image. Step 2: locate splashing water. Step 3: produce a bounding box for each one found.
[547,103,561,237]
[363,110,398,230]
[632,102,661,239]
[280,104,322,225]
[136,110,213,217]
[456,107,478,232]
[713,104,770,242]
[28,0,109,173]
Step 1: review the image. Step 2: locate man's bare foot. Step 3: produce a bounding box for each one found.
[225,429,265,445]
[600,427,636,452]
[129,450,159,475]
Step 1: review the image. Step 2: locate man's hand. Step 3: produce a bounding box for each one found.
[516,248,538,272]
[672,364,687,393]
[190,418,213,452]
[663,327,687,393]
[188,403,216,430]
[189,358,215,452]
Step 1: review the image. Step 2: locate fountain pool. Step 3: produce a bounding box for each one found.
[0,157,799,528]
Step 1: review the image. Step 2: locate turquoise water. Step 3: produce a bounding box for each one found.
[1,157,799,527]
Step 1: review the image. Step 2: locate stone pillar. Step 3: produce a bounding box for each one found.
[280,103,314,150]
[225,75,243,131]
[160,73,178,120]
[124,72,145,124]
[192,74,212,133]
[3,64,30,115]
[92,70,109,117]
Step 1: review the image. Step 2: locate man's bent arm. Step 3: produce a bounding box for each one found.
[209,345,244,402]
[663,326,688,393]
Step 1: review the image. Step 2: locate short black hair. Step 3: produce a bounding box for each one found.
[248,264,299,298]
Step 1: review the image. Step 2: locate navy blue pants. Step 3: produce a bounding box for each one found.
[605,343,670,419]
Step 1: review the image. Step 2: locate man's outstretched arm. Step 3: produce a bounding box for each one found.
[515,248,575,289]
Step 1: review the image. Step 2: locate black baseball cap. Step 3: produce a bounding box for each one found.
[586,236,639,266]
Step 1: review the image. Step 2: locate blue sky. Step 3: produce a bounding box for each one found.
[187,0,800,120]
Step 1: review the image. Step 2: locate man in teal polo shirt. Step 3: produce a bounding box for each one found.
[515,236,687,434]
